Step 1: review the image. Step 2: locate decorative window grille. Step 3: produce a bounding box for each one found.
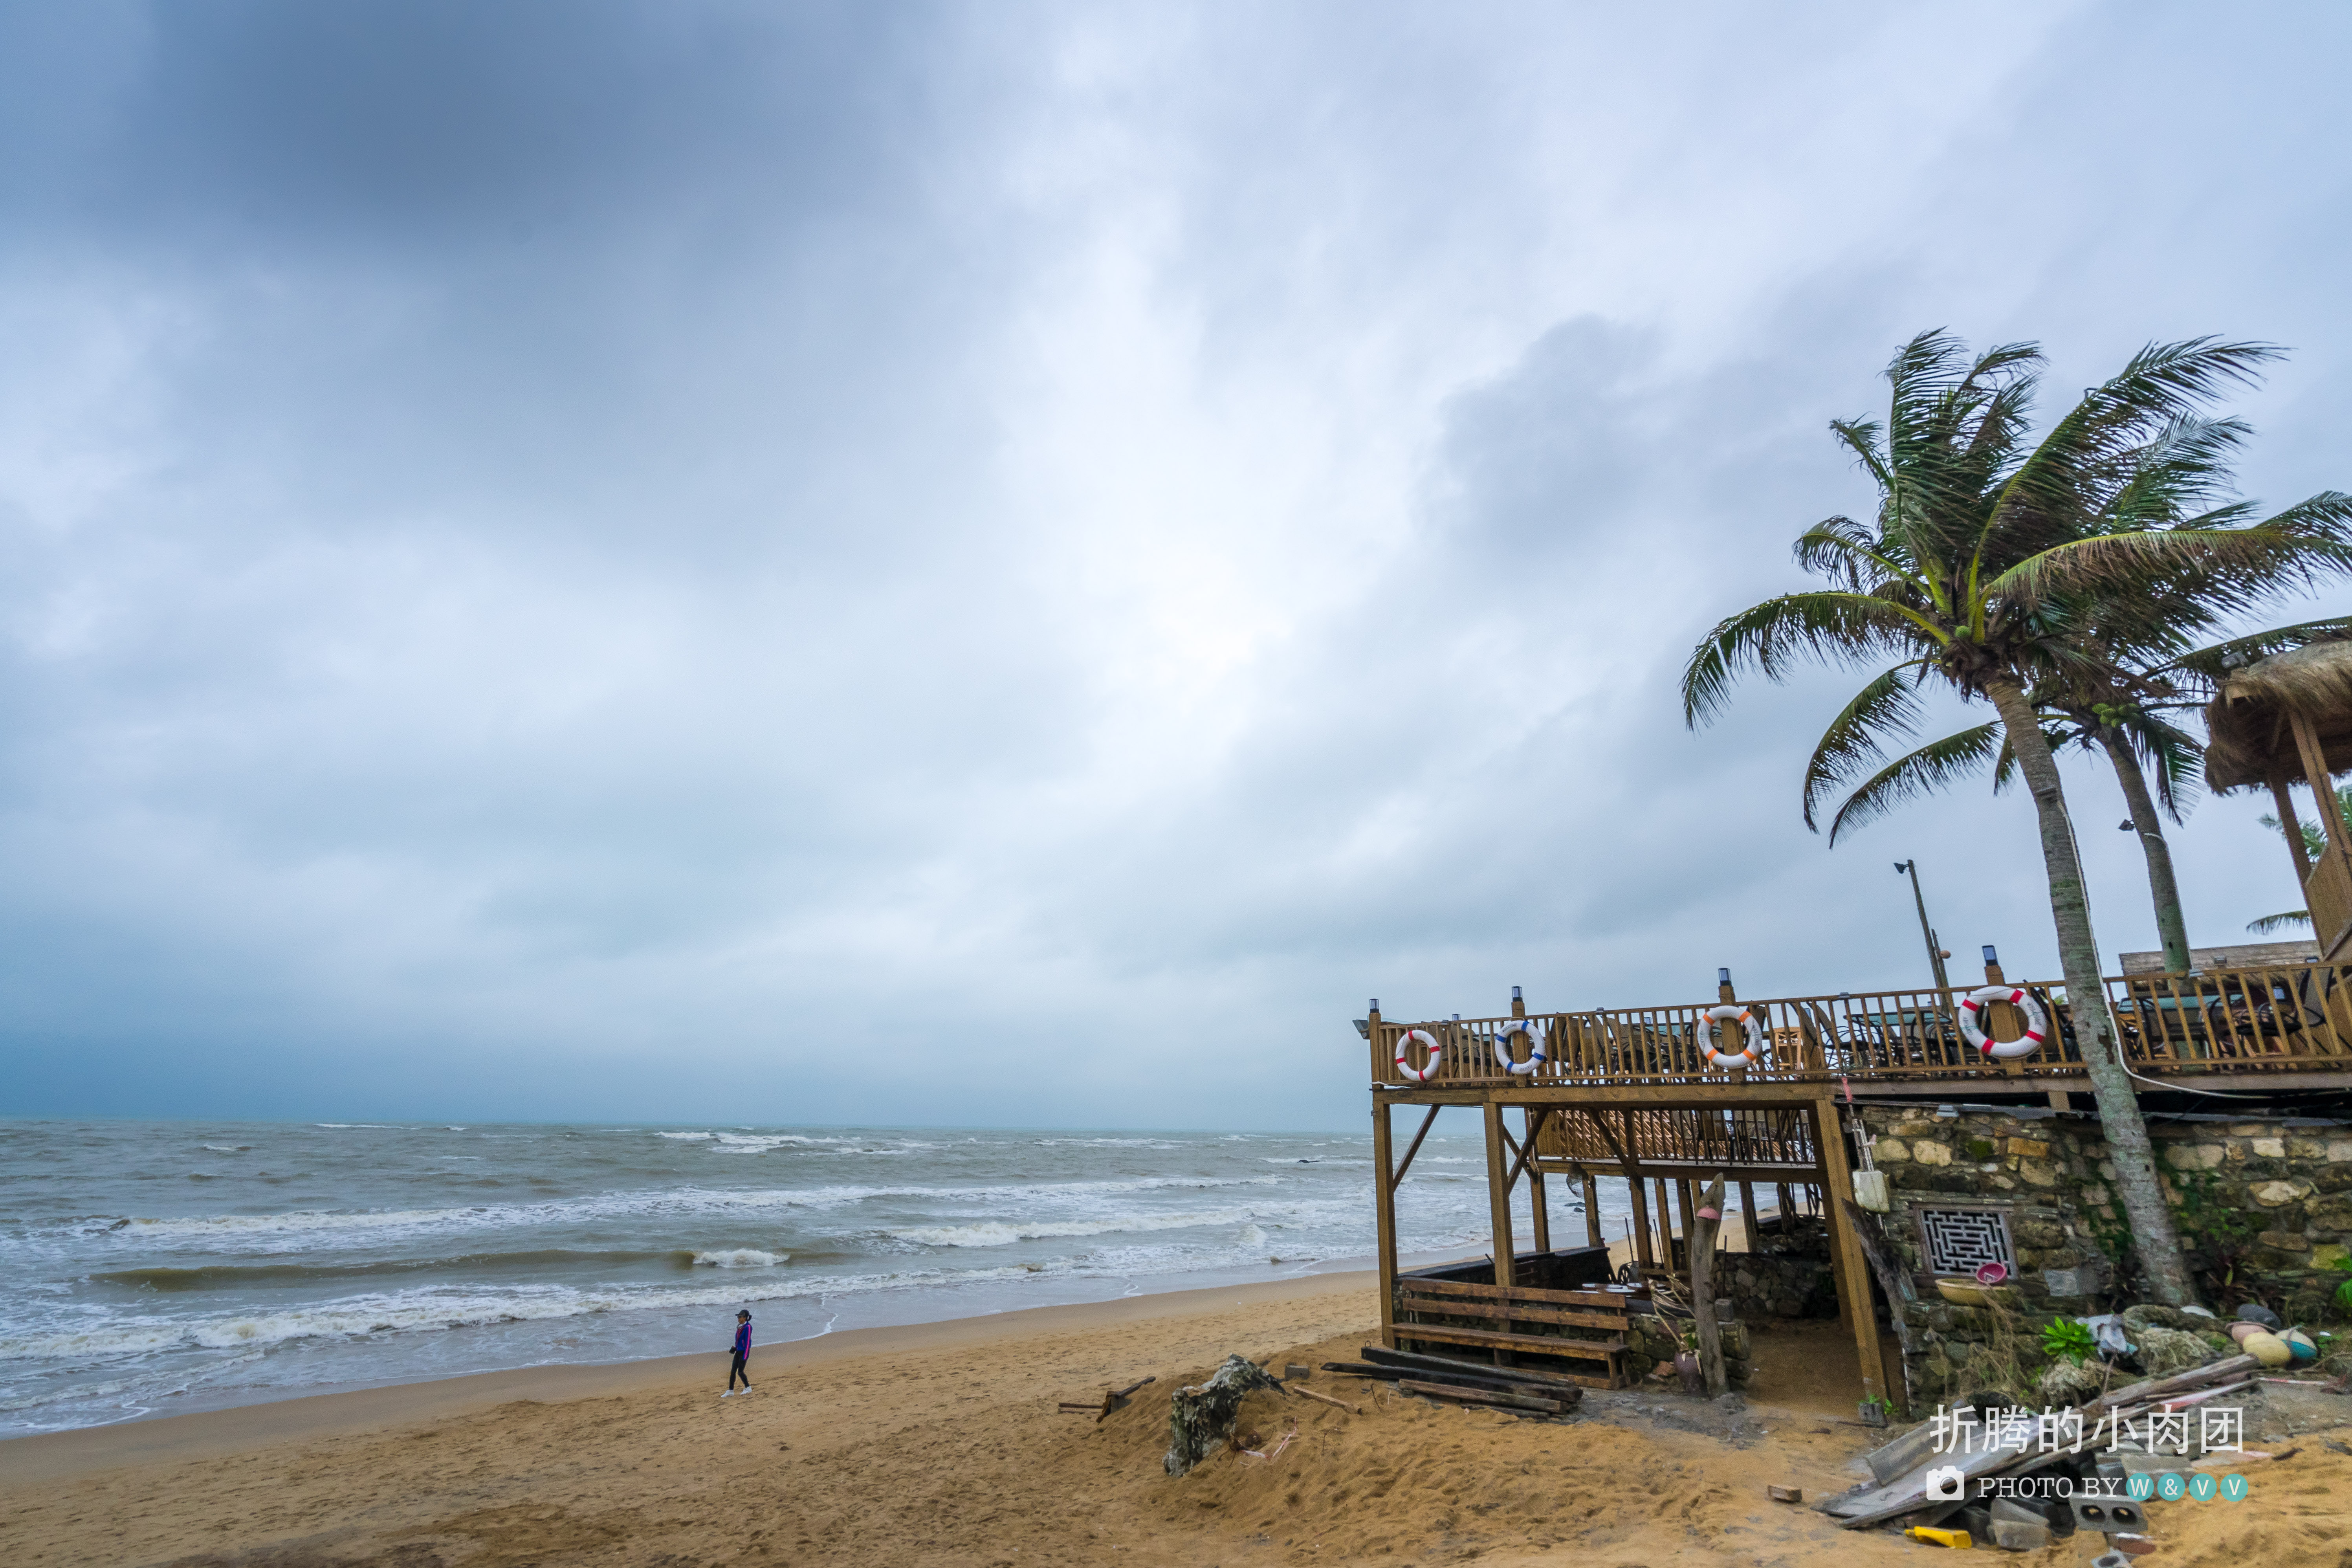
[1918,1208,2015,1275]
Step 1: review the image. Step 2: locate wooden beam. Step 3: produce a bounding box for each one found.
[1389,1104,1441,1192]
[1372,1093,1398,1350]
[1628,1174,1654,1268]
[1483,1102,1516,1289]
[2270,769,2315,886]
[1500,1108,1552,1200]
[1812,1094,1885,1409]
[1526,1108,1551,1253]
[2292,710,2350,864]
[1582,1171,1603,1249]
[1739,1181,1760,1253]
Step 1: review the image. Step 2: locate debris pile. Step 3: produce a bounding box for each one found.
[1817,1353,2261,1554]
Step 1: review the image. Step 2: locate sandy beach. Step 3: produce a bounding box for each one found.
[4,1271,2344,1568]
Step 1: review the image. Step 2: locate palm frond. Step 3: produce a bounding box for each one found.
[1681,592,1943,727]
[1977,339,2283,571]
[2162,616,2352,686]
[1824,722,2004,845]
[1800,664,1930,830]
[2247,910,2312,935]
[1985,502,2352,613]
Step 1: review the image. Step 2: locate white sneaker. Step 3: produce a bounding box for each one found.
[721,1390,733,1398]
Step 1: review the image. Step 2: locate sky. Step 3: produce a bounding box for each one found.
[4,2,2351,1130]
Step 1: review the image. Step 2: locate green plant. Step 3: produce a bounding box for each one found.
[2042,1319,2097,1364]
[2332,1256,2352,1315]
[1681,331,2352,1306]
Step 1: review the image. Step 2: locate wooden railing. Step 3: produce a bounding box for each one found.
[1372,963,2352,1089]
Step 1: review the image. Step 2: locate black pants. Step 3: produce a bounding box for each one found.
[729,1351,751,1390]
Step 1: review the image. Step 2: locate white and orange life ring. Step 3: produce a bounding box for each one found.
[1959,986,2049,1059]
[1494,1018,1549,1076]
[1696,1005,1766,1069]
[1395,1028,1444,1082]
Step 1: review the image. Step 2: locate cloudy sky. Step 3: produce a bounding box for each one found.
[4,2,2348,1129]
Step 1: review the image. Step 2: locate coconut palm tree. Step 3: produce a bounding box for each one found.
[1812,616,2352,974]
[1683,331,2352,1306]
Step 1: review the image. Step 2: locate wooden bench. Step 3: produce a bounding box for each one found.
[1394,1278,1634,1388]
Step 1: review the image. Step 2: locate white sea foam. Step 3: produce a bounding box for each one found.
[893,1207,1268,1248]
[70,1174,1287,1253]
[0,1265,1064,1362]
[200,1146,250,1154]
[690,1249,787,1268]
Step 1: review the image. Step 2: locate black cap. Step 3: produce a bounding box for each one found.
[737,1309,750,1318]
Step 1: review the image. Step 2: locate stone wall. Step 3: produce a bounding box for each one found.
[1857,1102,2352,1409]
[1723,1223,1841,1322]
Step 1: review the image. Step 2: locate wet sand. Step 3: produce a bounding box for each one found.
[2,1270,2344,1567]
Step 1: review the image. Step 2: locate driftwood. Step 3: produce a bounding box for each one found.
[1060,1374,1157,1420]
[2085,1354,2257,1416]
[1164,1355,1282,1476]
[1288,1384,1359,1414]
[1691,1177,1726,1399]
[1324,1361,1570,1398]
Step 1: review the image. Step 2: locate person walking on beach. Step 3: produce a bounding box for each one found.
[724,1309,753,1396]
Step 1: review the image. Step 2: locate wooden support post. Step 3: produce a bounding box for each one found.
[1370,1003,1397,1350]
[1583,1171,1603,1249]
[1738,1181,1760,1253]
[1515,981,1549,1255]
[2271,769,2315,886]
[1526,1109,1551,1255]
[1482,1102,1515,1289]
[2293,710,2352,864]
[1629,1175,1654,1268]
[1655,1178,1675,1272]
[1813,1095,1886,1412]
[1691,1176,1727,1397]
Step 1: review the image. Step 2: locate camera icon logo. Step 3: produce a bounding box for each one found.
[1924,1465,1966,1502]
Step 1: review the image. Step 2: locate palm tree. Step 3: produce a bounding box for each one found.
[1812,616,2352,974]
[1683,331,2352,1306]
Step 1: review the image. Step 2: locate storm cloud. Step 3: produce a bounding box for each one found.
[4,2,2349,1126]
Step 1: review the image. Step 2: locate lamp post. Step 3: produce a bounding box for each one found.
[1894,860,1953,996]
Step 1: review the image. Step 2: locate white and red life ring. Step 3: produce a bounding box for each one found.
[1394,1028,1444,1082]
[1959,986,2049,1059]
[1494,1018,1549,1076]
[1696,1005,1766,1069]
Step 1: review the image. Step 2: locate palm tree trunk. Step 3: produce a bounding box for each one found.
[1984,677,2196,1305]
[2101,728,2194,974]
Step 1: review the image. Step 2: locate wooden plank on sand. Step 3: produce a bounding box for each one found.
[1398,1379,1565,1413]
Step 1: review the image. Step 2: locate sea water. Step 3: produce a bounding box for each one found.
[0,1119,1627,1434]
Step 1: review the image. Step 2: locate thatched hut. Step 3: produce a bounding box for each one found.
[2205,639,2352,959]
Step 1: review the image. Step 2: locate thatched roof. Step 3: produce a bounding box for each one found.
[2204,639,2352,793]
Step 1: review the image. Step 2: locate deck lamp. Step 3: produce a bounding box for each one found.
[1982,945,1998,966]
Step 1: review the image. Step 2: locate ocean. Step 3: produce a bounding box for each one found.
[0,1118,1621,1435]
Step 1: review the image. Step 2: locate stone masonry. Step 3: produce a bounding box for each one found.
[1857,1103,2352,1408]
